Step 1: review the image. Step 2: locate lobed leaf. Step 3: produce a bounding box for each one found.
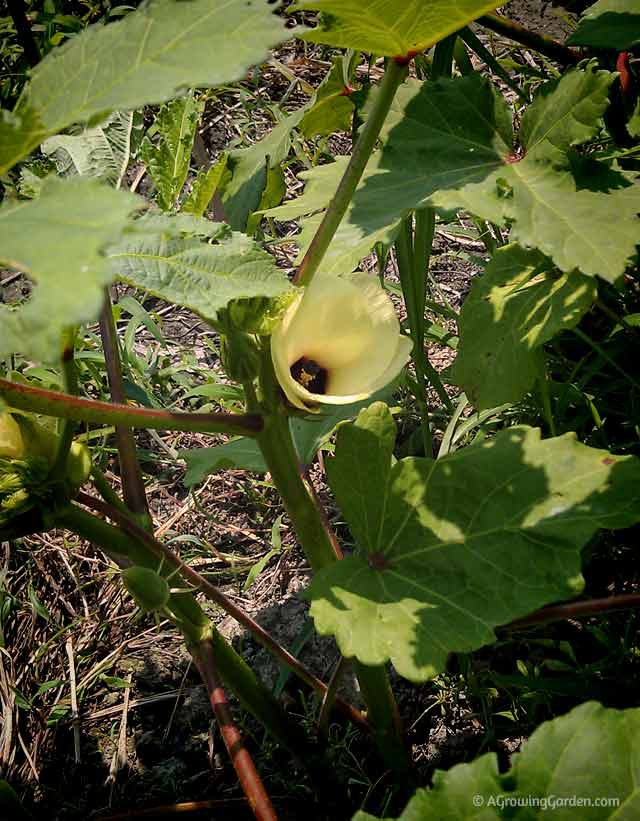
[2,0,289,173]
[568,0,640,50]
[0,178,139,363]
[310,404,640,682]
[291,0,504,58]
[451,245,598,409]
[354,701,640,819]
[108,213,292,325]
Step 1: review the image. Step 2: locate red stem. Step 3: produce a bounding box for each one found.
[504,592,640,630]
[192,638,278,821]
[99,292,151,520]
[74,492,368,731]
[0,378,263,436]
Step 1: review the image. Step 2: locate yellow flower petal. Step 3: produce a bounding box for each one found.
[271,273,411,411]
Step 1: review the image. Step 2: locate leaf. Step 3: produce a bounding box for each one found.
[355,702,640,819]
[269,67,640,281]
[41,111,135,186]
[291,0,504,58]
[140,93,204,210]
[568,0,640,50]
[299,59,355,139]
[451,245,597,409]
[108,213,291,324]
[520,65,616,162]
[221,109,306,231]
[0,107,44,176]
[181,438,267,485]
[310,404,640,681]
[182,156,228,217]
[0,178,139,362]
[4,0,289,173]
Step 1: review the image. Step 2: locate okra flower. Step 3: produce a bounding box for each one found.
[271,273,412,411]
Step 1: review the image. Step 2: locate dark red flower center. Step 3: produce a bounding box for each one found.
[290,357,327,394]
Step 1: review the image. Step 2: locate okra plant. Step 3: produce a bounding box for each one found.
[1,0,640,818]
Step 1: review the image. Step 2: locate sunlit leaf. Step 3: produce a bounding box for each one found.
[292,0,503,58]
[268,68,640,281]
[3,0,288,172]
[108,214,291,324]
[354,702,640,819]
[310,404,640,682]
[140,93,203,210]
[451,245,597,409]
[0,178,139,362]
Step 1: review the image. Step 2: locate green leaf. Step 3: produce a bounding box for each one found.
[221,109,306,231]
[310,404,640,681]
[568,0,640,50]
[108,213,292,324]
[0,178,139,362]
[520,64,615,161]
[41,111,135,185]
[140,93,204,210]
[299,59,355,139]
[291,0,503,58]
[451,245,597,409]
[269,68,640,280]
[182,156,228,217]
[181,438,267,485]
[4,0,288,173]
[356,702,640,819]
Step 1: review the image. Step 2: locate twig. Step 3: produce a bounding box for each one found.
[65,637,81,764]
[107,672,132,787]
[6,0,40,67]
[192,638,278,821]
[504,593,640,631]
[478,12,581,66]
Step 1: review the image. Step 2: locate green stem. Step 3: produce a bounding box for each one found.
[255,354,412,782]
[294,59,407,287]
[572,328,640,391]
[51,327,79,479]
[74,490,367,731]
[0,378,263,436]
[478,12,580,66]
[55,503,314,762]
[91,465,131,517]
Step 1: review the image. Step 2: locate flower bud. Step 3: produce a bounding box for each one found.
[220,332,261,384]
[0,412,25,459]
[228,293,296,336]
[271,273,412,412]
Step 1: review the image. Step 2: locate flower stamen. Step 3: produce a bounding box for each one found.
[290,357,328,394]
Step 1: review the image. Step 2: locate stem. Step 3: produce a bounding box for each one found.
[192,639,278,821]
[99,292,151,523]
[6,0,40,68]
[91,465,131,517]
[294,59,408,286]
[478,12,580,66]
[503,593,640,631]
[55,503,319,761]
[255,355,412,781]
[51,327,79,478]
[0,378,263,436]
[459,27,530,104]
[572,328,640,391]
[73,491,367,731]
